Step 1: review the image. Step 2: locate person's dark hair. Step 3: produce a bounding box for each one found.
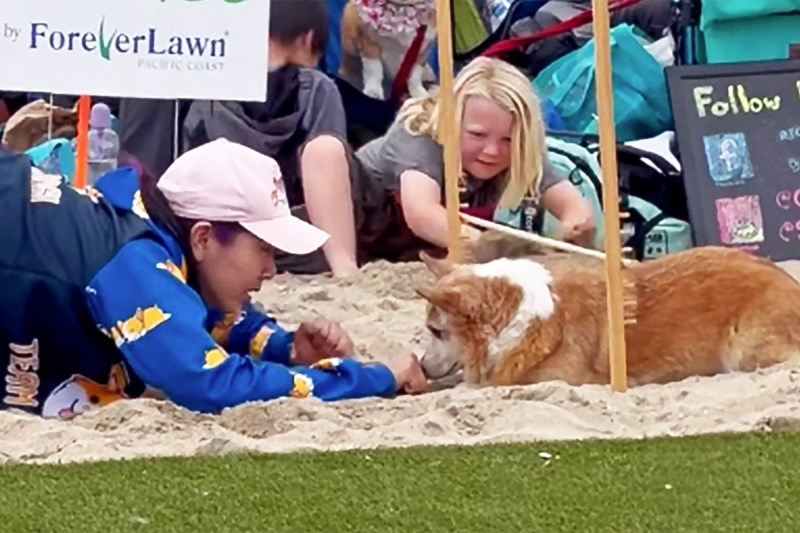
[119,151,245,287]
[269,0,328,56]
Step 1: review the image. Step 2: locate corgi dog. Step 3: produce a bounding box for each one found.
[415,246,800,388]
[339,0,437,100]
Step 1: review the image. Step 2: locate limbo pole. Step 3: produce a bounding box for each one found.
[460,212,636,266]
[591,0,629,392]
[436,0,463,263]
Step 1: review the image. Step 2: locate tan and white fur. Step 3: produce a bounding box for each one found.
[339,0,437,100]
[416,246,800,388]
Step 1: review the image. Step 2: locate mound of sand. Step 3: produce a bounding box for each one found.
[3,260,800,465]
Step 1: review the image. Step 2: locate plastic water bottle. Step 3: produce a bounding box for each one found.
[87,103,119,185]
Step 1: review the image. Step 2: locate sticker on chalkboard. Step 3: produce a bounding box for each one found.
[702,132,755,187]
[715,195,764,245]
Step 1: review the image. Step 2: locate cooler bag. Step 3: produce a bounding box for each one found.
[699,0,800,63]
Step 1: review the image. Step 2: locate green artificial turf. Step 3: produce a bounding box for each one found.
[1,431,798,532]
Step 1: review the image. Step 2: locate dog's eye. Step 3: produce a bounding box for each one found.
[428,326,443,339]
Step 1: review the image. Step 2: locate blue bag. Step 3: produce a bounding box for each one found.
[532,24,673,142]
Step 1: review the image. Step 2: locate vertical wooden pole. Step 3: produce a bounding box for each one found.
[74,94,91,189]
[436,0,462,263]
[591,0,628,392]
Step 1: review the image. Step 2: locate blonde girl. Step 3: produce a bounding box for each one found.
[285,57,594,277]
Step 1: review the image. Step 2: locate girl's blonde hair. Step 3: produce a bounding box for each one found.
[397,56,547,209]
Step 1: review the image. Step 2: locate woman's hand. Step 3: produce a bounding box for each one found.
[382,352,428,394]
[292,320,355,366]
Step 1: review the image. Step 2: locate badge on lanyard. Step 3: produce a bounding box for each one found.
[519,196,538,233]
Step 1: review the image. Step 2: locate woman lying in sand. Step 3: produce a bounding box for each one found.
[0,140,426,420]
[278,56,595,277]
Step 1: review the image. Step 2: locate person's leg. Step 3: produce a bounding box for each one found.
[300,135,360,277]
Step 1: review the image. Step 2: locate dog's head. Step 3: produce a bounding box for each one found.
[415,252,557,384]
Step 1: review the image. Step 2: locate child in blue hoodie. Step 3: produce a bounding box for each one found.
[0,139,426,420]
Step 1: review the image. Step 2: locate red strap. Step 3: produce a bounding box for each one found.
[390,24,429,107]
[482,0,642,57]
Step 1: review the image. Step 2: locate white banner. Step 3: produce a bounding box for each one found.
[0,0,270,101]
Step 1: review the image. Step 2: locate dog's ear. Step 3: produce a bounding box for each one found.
[415,285,437,303]
[415,284,458,312]
[415,283,480,321]
[420,251,453,279]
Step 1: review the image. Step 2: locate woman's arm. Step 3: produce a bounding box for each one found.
[214,303,356,367]
[85,239,397,414]
[539,180,596,247]
[209,302,296,366]
[398,169,450,247]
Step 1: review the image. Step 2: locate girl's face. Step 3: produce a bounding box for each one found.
[460,95,514,180]
[191,223,276,313]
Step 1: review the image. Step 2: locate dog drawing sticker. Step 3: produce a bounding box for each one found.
[715,195,765,245]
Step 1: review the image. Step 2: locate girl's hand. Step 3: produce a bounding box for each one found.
[460,224,482,241]
[558,216,595,248]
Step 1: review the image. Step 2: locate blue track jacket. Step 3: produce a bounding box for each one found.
[0,149,395,418]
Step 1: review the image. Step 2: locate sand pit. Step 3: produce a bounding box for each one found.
[3,260,800,465]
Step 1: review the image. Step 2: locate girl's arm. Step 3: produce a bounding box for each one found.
[398,169,450,247]
[85,238,397,414]
[540,180,596,247]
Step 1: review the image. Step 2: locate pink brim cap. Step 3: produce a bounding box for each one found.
[241,216,329,256]
[156,138,331,256]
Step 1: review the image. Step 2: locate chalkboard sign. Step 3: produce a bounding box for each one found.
[666,59,800,261]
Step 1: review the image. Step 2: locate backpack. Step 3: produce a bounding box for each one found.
[584,138,694,260]
[607,143,690,222]
[622,195,694,260]
[540,137,606,250]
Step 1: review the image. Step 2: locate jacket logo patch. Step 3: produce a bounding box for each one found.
[41,364,130,420]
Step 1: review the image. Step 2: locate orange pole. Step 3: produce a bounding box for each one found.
[73,95,91,189]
